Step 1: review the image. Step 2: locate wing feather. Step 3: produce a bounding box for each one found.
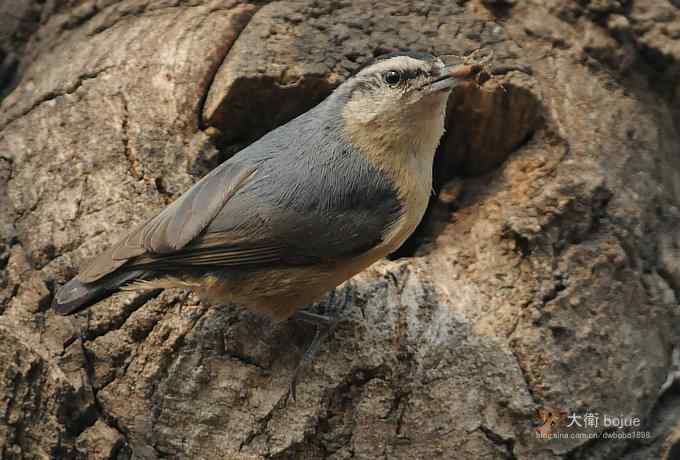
[78,161,257,283]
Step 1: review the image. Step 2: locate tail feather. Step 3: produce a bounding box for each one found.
[52,270,146,315]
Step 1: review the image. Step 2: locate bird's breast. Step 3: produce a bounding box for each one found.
[383,168,432,251]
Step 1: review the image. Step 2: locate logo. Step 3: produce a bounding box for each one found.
[533,407,650,440]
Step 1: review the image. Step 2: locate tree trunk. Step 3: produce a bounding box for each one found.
[1,1,679,459]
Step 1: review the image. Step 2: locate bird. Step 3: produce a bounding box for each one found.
[52,51,479,395]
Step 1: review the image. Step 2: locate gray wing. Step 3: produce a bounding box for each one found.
[78,138,402,281]
[119,144,403,273]
[78,159,258,282]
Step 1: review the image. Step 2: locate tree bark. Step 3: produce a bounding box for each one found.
[1,0,679,459]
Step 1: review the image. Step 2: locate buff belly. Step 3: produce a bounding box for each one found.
[195,260,365,321]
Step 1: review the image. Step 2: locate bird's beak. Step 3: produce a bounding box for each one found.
[427,64,481,93]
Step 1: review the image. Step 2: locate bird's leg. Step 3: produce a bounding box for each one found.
[287,288,351,401]
[292,310,336,328]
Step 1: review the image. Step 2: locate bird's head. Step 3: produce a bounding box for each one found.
[337,52,477,163]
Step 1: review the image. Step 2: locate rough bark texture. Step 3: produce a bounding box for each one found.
[1,0,680,459]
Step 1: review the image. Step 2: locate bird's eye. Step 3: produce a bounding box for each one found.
[383,70,401,86]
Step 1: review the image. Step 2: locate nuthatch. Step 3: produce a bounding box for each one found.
[53,52,478,391]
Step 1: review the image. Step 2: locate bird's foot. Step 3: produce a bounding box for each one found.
[286,288,352,402]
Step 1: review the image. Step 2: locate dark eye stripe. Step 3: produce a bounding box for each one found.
[401,68,425,80]
[348,67,425,98]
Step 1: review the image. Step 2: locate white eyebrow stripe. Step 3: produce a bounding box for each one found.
[358,56,429,76]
